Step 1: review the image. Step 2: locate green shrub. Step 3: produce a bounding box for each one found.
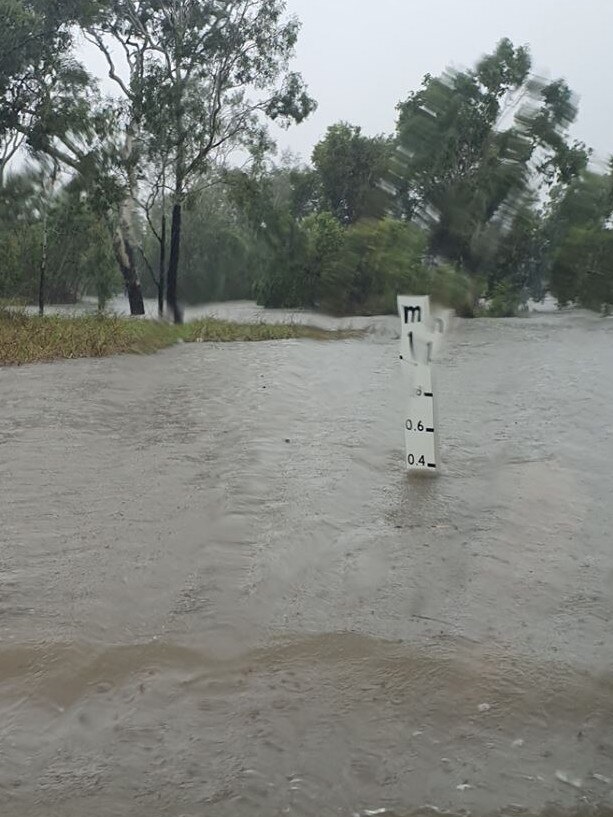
[320,218,427,315]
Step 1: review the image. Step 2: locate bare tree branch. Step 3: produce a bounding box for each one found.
[83,31,133,100]
[137,244,159,288]
[0,132,25,185]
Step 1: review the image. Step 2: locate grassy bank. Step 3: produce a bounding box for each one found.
[0,311,356,366]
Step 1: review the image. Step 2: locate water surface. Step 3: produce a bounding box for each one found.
[1,306,612,816]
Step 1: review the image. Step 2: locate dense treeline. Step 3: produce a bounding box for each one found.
[1,1,612,317]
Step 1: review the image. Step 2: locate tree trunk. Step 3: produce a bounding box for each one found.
[38,212,48,317]
[158,211,166,319]
[166,201,183,324]
[126,279,145,316]
[111,223,145,316]
[116,127,145,316]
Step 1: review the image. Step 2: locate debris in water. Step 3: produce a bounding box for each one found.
[592,773,612,785]
[412,730,424,737]
[457,783,473,791]
[555,770,583,789]
[478,703,491,713]
[364,810,388,816]
[512,739,525,748]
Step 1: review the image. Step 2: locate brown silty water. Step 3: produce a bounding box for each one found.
[1,306,613,816]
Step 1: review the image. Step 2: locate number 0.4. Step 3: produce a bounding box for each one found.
[407,454,427,466]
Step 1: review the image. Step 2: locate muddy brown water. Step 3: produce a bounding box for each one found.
[1,306,613,817]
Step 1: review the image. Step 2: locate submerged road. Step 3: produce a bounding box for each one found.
[1,308,613,816]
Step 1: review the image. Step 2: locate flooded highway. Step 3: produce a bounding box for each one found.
[1,307,613,816]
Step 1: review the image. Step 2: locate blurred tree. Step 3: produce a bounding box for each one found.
[393,38,588,288]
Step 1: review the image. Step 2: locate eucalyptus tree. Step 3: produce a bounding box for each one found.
[84,0,315,322]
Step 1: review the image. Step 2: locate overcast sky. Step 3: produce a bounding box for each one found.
[83,0,613,166]
[268,0,613,165]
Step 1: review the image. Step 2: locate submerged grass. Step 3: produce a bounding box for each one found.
[185,317,356,343]
[0,310,358,366]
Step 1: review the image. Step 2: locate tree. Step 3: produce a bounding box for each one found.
[137,161,171,317]
[542,168,613,302]
[0,0,69,184]
[227,161,329,309]
[0,166,121,306]
[551,227,613,314]
[393,39,588,280]
[0,0,147,313]
[252,210,346,309]
[86,0,315,322]
[80,0,162,316]
[545,169,613,243]
[156,184,254,304]
[0,168,40,301]
[34,157,59,315]
[312,122,391,224]
[0,0,77,134]
[394,40,529,222]
[472,195,546,304]
[320,218,427,315]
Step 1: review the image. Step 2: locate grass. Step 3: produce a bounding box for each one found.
[185,317,355,343]
[0,297,27,307]
[0,310,358,366]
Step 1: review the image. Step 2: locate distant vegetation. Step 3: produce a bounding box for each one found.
[1,1,612,319]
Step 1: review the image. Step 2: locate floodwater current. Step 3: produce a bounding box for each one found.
[1,304,613,816]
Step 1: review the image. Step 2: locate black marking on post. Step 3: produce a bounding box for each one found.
[427,463,437,469]
[424,391,433,398]
[407,331,416,360]
[404,306,422,324]
[426,428,434,433]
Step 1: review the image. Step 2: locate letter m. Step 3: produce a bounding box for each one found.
[404,306,422,323]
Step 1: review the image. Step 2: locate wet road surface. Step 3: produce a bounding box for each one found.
[1,308,613,816]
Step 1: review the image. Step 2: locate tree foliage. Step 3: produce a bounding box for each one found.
[393,38,588,288]
[0,169,120,306]
[312,122,391,224]
[551,227,613,314]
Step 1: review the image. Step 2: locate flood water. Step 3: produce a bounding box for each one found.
[1,305,613,816]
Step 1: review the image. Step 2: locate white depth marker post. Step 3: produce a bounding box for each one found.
[398,295,442,474]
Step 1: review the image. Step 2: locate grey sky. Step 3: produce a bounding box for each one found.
[270,0,613,164]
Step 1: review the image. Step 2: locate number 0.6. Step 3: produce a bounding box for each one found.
[405,420,425,432]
